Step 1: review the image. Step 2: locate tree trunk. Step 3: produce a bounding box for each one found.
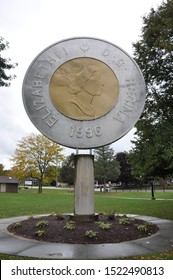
[38,179,43,194]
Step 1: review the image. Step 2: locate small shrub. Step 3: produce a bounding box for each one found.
[13,222,22,229]
[28,215,34,219]
[107,208,116,220]
[50,212,56,216]
[55,214,65,220]
[119,216,131,225]
[32,216,40,220]
[129,217,135,222]
[85,230,97,238]
[137,222,151,232]
[35,230,45,237]
[64,221,76,230]
[36,220,48,227]
[96,221,112,229]
[50,213,64,220]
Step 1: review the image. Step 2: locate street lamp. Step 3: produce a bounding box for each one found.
[150,181,156,200]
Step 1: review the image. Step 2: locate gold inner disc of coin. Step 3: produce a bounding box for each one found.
[49,57,119,120]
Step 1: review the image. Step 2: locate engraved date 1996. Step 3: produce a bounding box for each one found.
[70,126,102,138]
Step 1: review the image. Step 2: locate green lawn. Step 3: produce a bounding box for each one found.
[0,188,173,219]
[95,191,173,220]
[0,188,173,260]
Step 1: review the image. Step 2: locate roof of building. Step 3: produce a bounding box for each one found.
[0,176,19,184]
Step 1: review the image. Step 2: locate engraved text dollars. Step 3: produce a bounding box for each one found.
[22,37,146,149]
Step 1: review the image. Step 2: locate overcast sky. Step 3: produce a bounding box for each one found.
[0,0,163,169]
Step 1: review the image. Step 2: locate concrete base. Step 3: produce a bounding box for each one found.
[70,214,99,222]
[74,154,95,218]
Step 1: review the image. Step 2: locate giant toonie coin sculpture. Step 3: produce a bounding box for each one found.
[22,37,146,149]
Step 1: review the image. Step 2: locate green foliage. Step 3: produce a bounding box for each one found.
[85,230,97,238]
[60,154,75,185]
[106,208,116,220]
[50,213,64,220]
[9,133,64,193]
[35,230,45,237]
[130,1,173,179]
[119,216,131,225]
[119,216,135,225]
[129,120,173,179]
[36,220,48,227]
[0,37,17,87]
[28,215,41,220]
[136,222,151,232]
[96,221,112,229]
[94,145,120,184]
[0,164,5,176]
[13,222,22,229]
[116,152,134,186]
[28,215,34,219]
[64,221,76,230]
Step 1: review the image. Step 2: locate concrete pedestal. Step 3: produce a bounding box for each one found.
[74,154,95,220]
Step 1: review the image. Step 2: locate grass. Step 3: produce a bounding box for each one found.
[0,189,74,218]
[0,188,173,260]
[95,191,173,220]
[0,188,173,219]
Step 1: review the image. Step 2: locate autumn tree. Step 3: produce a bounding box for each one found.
[44,165,57,186]
[130,0,173,179]
[9,133,64,193]
[0,37,17,87]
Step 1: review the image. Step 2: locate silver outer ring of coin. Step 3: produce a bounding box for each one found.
[22,37,146,149]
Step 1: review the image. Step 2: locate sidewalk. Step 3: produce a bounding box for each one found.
[0,215,173,259]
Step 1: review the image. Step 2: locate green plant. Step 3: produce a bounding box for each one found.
[96,221,112,229]
[129,217,135,222]
[28,215,34,219]
[13,222,22,229]
[107,208,116,220]
[136,222,151,232]
[49,213,64,220]
[64,221,76,230]
[85,230,97,238]
[119,216,131,225]
[55,214,65,220]
[36,220,48,227]
[35,230,45,237]
[33,216,40,220]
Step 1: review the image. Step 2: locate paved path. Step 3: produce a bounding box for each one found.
[0,215,173,259]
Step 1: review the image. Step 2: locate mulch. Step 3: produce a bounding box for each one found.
[7,214,159,244]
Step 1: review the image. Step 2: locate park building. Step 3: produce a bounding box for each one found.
[0,176,19,193]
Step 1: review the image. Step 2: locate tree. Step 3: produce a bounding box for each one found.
[0,164,5,175]
[9,133,64,193]
[0,37,17,87]
[44,165,57,186]
[130,0,173,179]
[94,145,120,189]
[0,163,9,176]
[59,153,75,185]
[116,152,134,187]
